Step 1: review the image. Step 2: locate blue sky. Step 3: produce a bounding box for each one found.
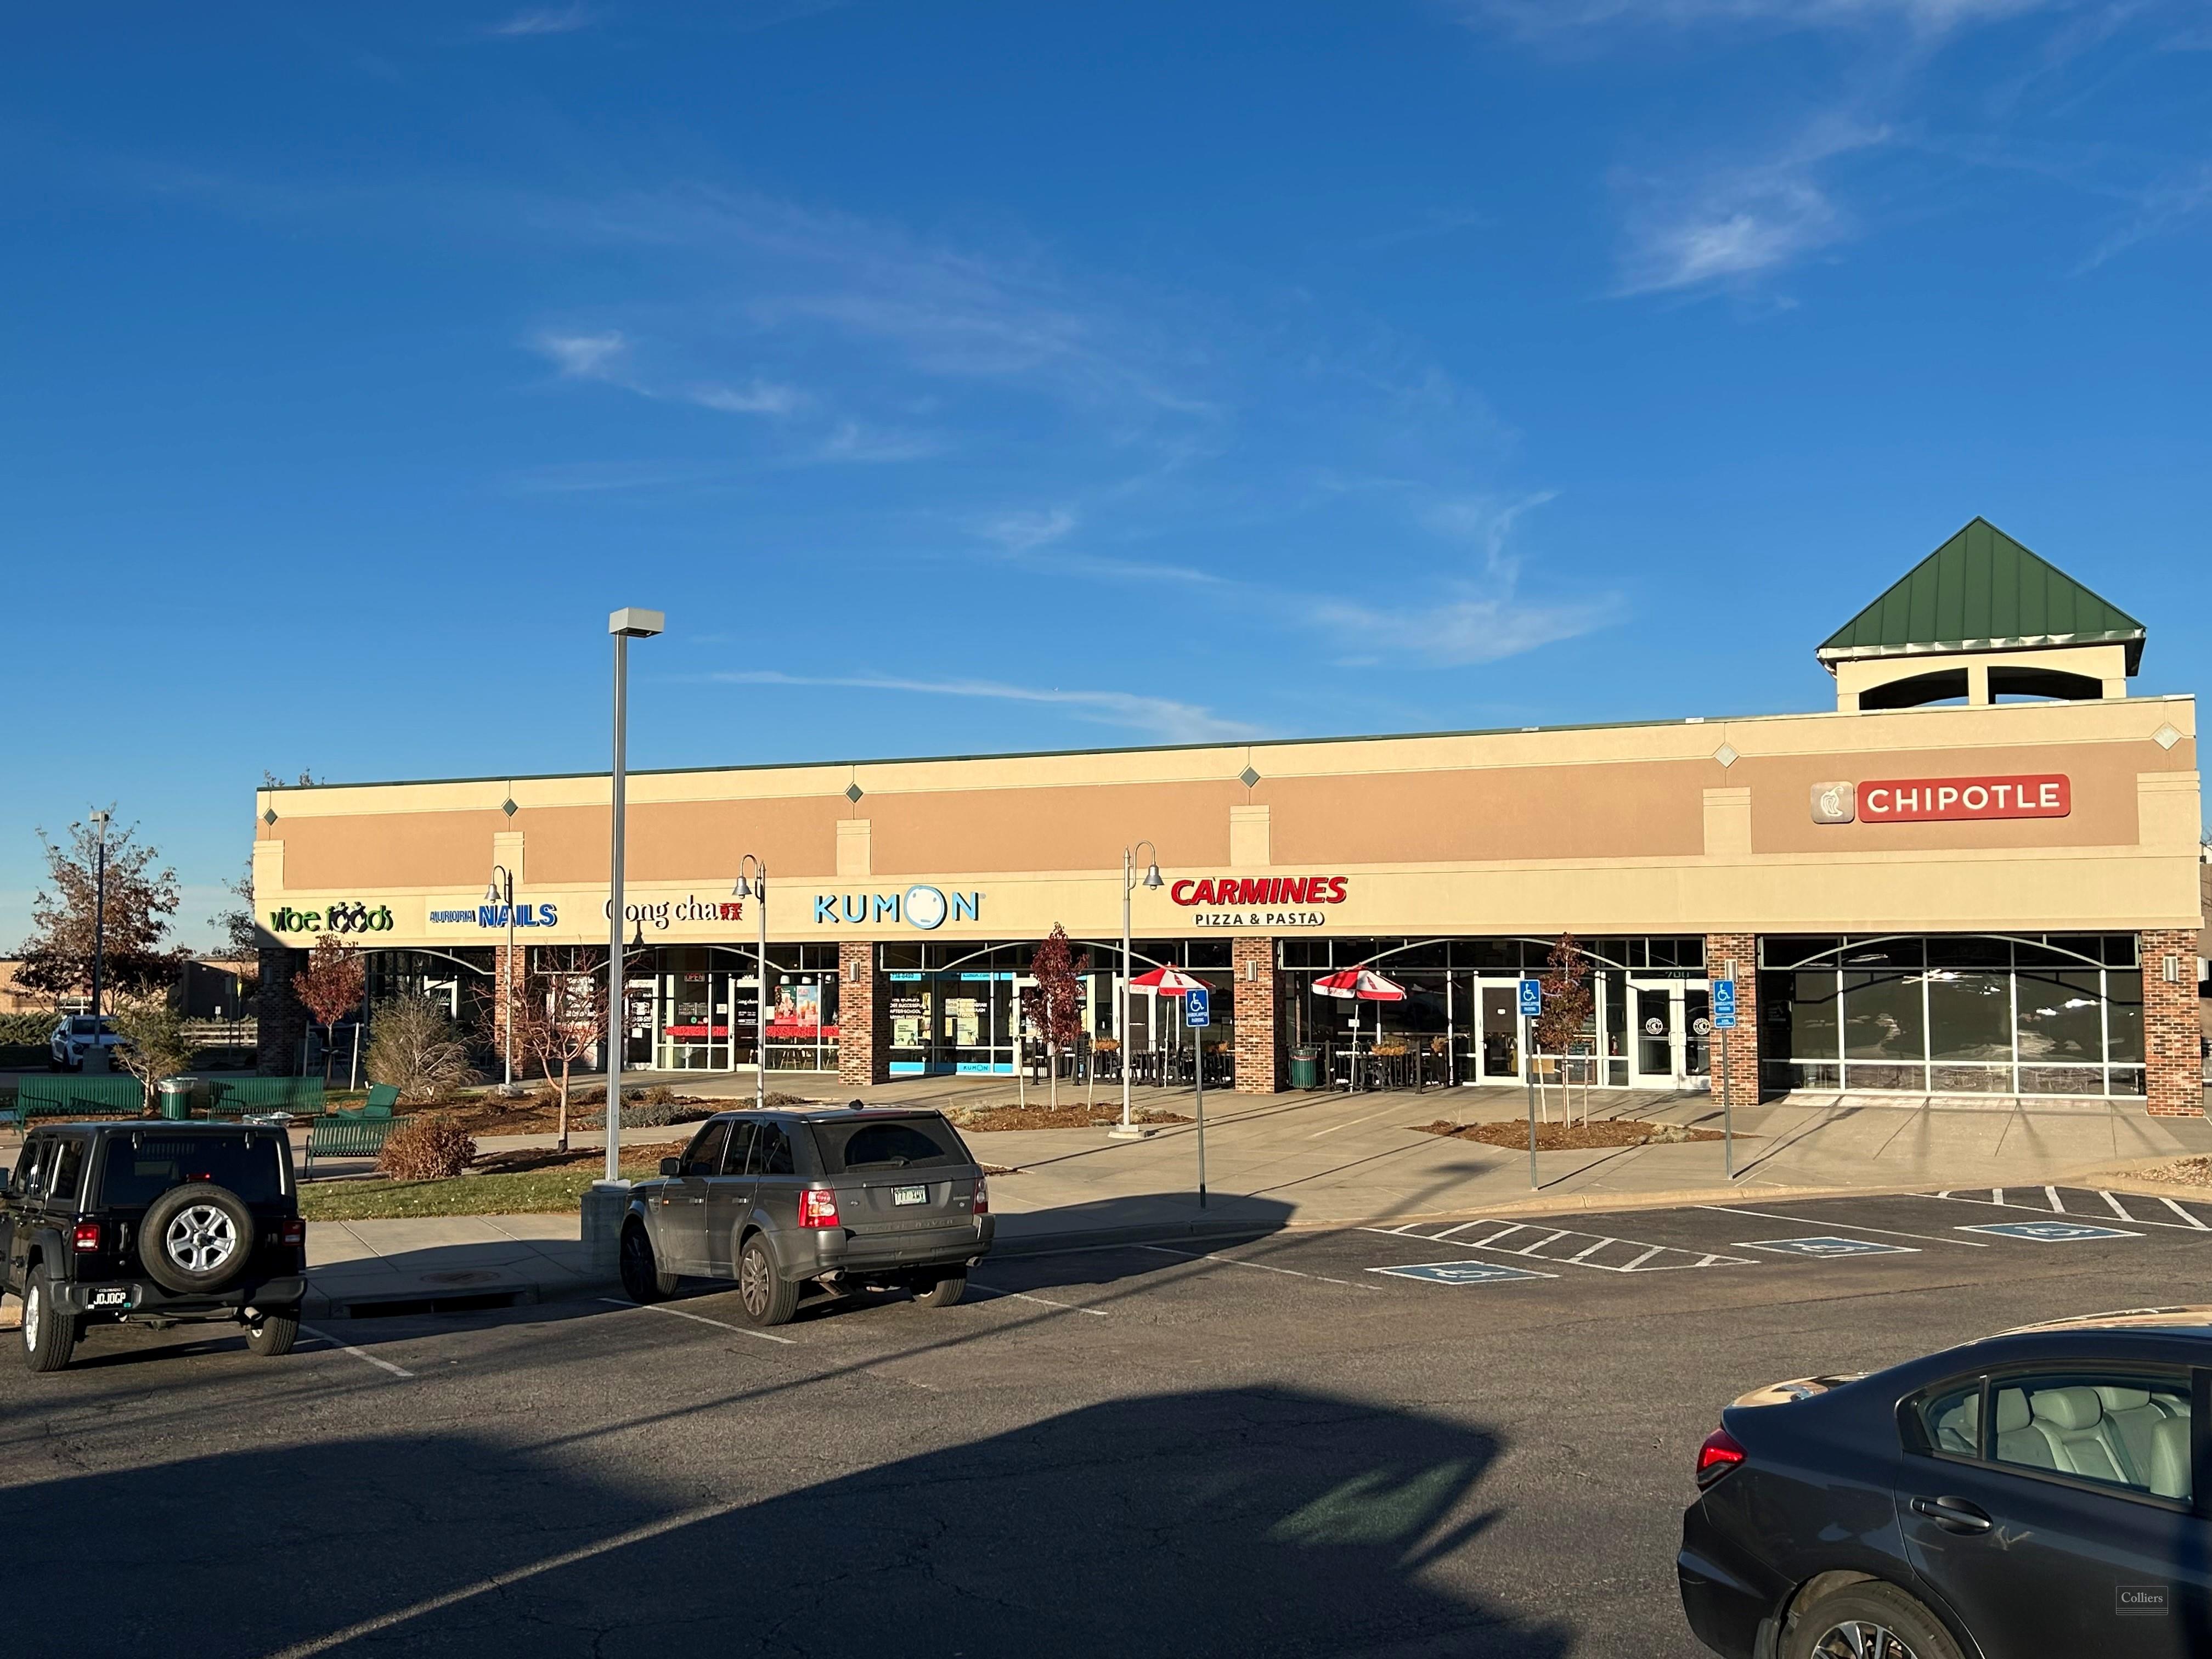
[6,0,2209,951]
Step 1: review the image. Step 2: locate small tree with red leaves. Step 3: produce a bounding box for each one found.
[1024,925,1091,1109]
[292,936,365,1080]
[1533,932,1593,1057]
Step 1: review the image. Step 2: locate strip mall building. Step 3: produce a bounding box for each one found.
[252,521,2210,1115]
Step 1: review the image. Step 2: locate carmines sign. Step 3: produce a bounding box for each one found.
[1171,874,1349,929]
[1812,774,2071,825]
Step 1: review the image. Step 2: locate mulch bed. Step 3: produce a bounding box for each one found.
[1418,1118,1730,1152]
[2133,1157,2212,1188]
[945,1103,1193,1132]
[408,1089,826,1136]
[470,1139,691,1176]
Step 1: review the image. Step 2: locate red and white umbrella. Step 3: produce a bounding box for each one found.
[1314,965,1407,1051]
[1312,966,1406,1002]
[1130,964,1212,996]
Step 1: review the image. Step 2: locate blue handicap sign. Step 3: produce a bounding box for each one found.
[1516,978,1542,1018]
[1712,979,1737,1029]
[1741,1235,1915,1259]
[1368,1260,1554,1285]
[1184,986,1211,1028]
[1960,1220,2140,1243]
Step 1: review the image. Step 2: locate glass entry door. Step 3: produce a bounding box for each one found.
[1479,983,1521,1081]
[1632,984,1680,1088]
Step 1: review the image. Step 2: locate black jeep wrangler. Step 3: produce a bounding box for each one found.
[3,1121,308,1373]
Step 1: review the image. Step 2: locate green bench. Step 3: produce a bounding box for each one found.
[16,1076,147,1120]
[207,1077,327,1118]
[305,1114,407,1171]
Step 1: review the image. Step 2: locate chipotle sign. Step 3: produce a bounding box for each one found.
[1810,775,2070,825]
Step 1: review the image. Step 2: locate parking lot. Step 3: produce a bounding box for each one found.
[9,1183,2212,1659]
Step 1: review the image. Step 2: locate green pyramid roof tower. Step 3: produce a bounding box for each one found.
[1819,518,2146,674]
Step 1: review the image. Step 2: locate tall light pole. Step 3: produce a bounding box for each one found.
[734,854,768,1113]
[602,607,663,1187]
[1111,840,1163,1138]
[87,810,111,1073]
[484,864,516,1091]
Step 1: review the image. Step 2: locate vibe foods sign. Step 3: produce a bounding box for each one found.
[268,902,392,935]
[812,887,981,930]
[1172,874,1350,930]
[1810,775,2071,825]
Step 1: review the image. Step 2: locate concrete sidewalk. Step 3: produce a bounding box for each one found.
[289,1080,2212,1314]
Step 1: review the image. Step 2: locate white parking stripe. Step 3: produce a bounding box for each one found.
[1567,1237,1617,1262]
[1621,1246,1663,1270]
[299,1323,414,1379]
[597,1297,797,1345]
[1514,1229,1571,1256]
[2046,1186,2066,1214]
[1696,1205,1990,1247]
[2103,1191,2136,1222]
[964,1282,1109,1317]
[2159,1198,2211,1230]
[1136,1244,1369,1289]
[1429,1221,1488,1241]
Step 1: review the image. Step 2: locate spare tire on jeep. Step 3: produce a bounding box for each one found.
[140,1182,257,1295]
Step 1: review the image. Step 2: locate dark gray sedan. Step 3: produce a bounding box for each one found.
[617,1105,994,1327]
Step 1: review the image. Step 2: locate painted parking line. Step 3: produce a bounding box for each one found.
[299,1323,415,1379]
[1697,1204,1990,1247]
[1932,1187,2212,1233]
[1363,1221,1757,1273]
[1135,1243,1374,1289]
[964,1282,1110,1317]
[1368,1260,1556,1285]
[1957,1220,2143,1243]
[1737,1236,1917,1259]
[596,1296,798,1345]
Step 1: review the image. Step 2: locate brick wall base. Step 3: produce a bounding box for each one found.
[1703,934,1761,1106]
[255,946,307,1076]
[2143,928,2205,1118]
[836,941,890,1088]
[1232,935,1279,1093]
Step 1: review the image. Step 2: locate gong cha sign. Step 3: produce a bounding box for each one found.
[1810,775,2070,825]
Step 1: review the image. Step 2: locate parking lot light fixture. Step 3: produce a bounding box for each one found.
[603,606,663,1187]
[736,855,767,1112]
[1113,840,1162,1139]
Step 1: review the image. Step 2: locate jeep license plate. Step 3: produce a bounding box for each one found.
[892,1184,928,1206]
[88,1287,133,1310]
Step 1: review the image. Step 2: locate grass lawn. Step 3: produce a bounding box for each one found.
[297,1143,686,1221]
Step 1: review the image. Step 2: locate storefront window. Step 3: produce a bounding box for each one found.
[1926,971,2011,1063]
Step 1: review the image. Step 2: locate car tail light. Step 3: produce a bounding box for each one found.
[1695,1427,1747,1488]
[972,1176,989,1216]
[799,1188,840,1229]
[279,1218,306,1247]
[72,1222,101,1253]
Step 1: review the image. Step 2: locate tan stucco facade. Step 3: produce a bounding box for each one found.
[254,693,2202,950]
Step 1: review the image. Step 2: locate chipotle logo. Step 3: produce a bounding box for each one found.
[1171,875,1349,906]
[1810,775,2070,825]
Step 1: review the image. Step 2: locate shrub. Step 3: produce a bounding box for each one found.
[376,1116,478,1180]
[640,1084,676,1107]
[580,1099,713,1130]
[0,1012,55,1045]
[366,995,481,1104]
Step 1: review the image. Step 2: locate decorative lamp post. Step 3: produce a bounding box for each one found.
[733,855,768,1113]
[602,606,663,1188]
[484,864,516,1092]
[1111,841,1163,1138]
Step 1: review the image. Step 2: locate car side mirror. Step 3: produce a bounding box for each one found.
[658,1157,683,1177]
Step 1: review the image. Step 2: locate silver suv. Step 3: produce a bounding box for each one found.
[616,1105,994,1327]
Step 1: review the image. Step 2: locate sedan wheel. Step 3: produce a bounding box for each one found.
[1786,1584,1961,1659]
[1810,1623,1917,1659]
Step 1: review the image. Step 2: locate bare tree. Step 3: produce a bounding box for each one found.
[503,947,607,1152]
[366,995,479,1103]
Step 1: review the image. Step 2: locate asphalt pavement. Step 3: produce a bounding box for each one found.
[8,1184,2212,1658]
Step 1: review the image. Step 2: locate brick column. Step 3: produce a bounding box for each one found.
[255,945,307,1076]
[494,940,523,1064]
[836,941,890,1088]
[1703,933,1760,1104]
[1232,935,1280,1094]
[2142,929,2205,1119]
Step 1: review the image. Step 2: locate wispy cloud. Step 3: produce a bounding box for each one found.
[1462,0,2051,36]
[2077,159,2212,270]
[485,4,595,37]
[537,330,629,380]
[1615,119,1890,295]
[706,670,1263,743]
[529,328,803,417]
[978,507,1078,554]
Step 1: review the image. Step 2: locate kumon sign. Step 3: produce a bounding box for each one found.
[1810,775,2071,825]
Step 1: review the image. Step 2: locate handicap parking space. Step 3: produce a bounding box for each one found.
[1930,1184,2212,1233]
[1736,1235,1916,1259]
[1955,1220,2142,1243]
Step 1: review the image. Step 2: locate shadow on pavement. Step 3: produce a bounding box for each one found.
[17,1388,1572,1659]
